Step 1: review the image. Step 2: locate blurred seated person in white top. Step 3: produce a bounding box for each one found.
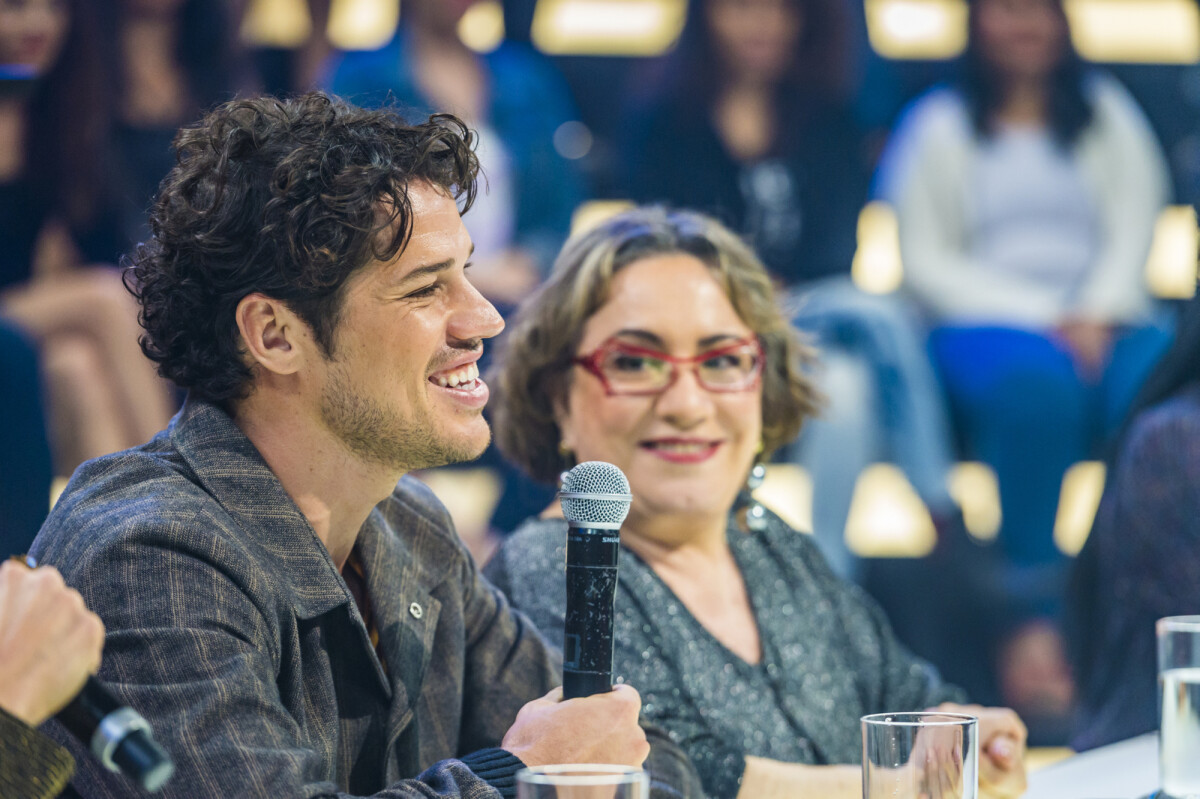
[877,0,1172,717]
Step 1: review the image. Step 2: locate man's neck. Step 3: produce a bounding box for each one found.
[231,394,401,571]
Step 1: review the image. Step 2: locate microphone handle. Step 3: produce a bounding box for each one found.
[56,677,175,792]
[563,524,620,700]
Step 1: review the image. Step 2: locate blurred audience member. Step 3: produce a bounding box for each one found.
[0,560,105,799]
[97,0,250,249]
[0,0,174,473]
[1068,296,1200,750]
[0,321,51,556]
[624,0,859,285]
[328,0,585,307]
[622,0,958,577]
[879,0,1172,717]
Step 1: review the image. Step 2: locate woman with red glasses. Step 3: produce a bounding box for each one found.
[483,207,1027,798]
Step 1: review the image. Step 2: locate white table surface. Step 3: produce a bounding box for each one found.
[1024,733,1159,799]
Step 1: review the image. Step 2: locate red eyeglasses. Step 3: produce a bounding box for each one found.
[572,336,764,396]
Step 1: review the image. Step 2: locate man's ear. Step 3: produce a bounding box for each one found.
[234,293,310,377]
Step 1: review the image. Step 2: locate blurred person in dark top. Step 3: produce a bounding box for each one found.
[96,0,252,250]
[623,0,959,579]
[1067,295,1200,750]
[0,320,52,556]
[0,0,174,473]
[624,0,861,286]
[328,0,586,308]
[878,0,1172,725]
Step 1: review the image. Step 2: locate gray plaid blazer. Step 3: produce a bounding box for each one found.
[30,399,701,798]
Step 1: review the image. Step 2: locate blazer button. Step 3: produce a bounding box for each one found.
[409,601,423,620]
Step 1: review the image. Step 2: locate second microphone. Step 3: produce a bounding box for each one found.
[558,461,633,700]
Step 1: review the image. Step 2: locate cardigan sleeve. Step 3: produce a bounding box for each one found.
[1070,77,1169,324]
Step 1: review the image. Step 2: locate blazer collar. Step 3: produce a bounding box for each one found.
[169,397,353,620]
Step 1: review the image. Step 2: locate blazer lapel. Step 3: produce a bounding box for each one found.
[355,505,443,784]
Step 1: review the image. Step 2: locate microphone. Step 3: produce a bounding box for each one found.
[56,677,175,792]
[559,461,633,700]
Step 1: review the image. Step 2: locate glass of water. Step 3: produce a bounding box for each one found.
[516,765,648,799]
[1159,616,1200,799]
[862,712,978,799]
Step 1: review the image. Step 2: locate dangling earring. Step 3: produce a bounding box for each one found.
[737,462,768,533]
[557,440,574,464]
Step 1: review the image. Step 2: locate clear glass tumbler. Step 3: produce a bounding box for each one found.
[1159,616,1200,799]
[515,765,649,799]
[862,712,978,799]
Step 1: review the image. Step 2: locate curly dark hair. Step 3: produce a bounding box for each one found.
[127,92,479,403]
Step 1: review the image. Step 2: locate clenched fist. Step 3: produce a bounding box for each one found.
[0,561,105,726]
[502,684,651,768]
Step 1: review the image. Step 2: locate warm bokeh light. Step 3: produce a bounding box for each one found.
[851,201,905,295]
[1145,205,1200,300]
[947,461,1002,541]
[242,0,401,51]
[845,463,937,557]
[863,0,968,61]
[570,199,636,236]
[1066,0,1200,64]
[328,0,400,51]
[459,0,506,54]
[865,0,1200,63]
[754,464,814,534]
[531,0,687,56]
[241,0,313,48]
[1054,460,1106,556]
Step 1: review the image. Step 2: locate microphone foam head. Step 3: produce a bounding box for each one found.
[559,461,633,530]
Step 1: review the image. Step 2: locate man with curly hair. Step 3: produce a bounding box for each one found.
[29,93,700,799]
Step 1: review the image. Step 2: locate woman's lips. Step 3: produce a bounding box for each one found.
[639,439,722,464]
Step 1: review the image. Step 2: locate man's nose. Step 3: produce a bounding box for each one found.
[450,279,505,342]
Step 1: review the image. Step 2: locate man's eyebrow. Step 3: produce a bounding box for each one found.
[397,245,475,284]
[397,259,454,283]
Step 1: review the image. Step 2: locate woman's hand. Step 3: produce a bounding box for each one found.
[1054,319,1114,379]
[935,703,1028,799]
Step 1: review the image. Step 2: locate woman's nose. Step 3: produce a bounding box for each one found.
[654,366,712,425]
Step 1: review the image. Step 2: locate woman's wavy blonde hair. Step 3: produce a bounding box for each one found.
[491,206,821,483]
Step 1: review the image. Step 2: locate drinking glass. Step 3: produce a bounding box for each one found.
[516,765,648,799]
[1158,616,1200,799]
[862,712,978,799]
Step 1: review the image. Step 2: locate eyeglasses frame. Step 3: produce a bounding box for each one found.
[572,335,765,397]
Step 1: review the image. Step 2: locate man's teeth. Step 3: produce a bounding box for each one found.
[433,362,480,388]
[648,441,712,453]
